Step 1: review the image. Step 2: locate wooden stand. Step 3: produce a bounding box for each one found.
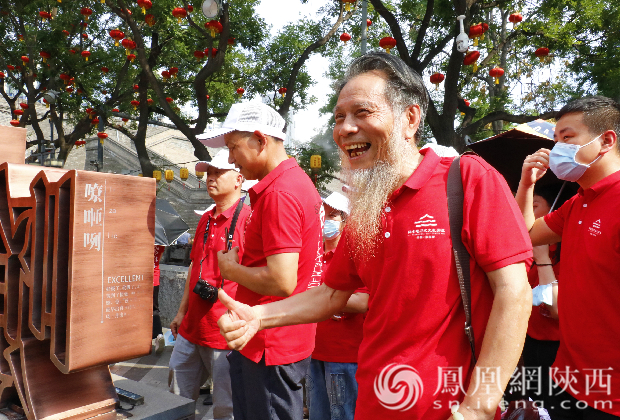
[0,126,156,419]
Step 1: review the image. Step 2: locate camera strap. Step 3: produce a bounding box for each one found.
[221,196,246,288]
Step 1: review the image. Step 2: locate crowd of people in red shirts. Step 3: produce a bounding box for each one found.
[159,52,620,420]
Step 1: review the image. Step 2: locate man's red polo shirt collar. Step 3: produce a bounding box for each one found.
[249,158,299,202]
[207,197,244,221]
[390,147,442,200]
[578,168,620,201]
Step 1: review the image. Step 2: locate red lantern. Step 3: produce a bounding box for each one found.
[204,47,218,57]
[535,47,550,63]
[509,13,523,28]
[145,14,156,27]
[131,100,140,110]
[133,84,139,90]
[236,87,244,97]
[429,72,445,89]
[367,19,372,27]
[464,99,471,107]
[39,51,51,63]
[39,11,52,22]
[187,5,194,12]
[278,87,287,97]
[82,33,89,40]
[7,65,15,71]
[75,140,86,147]
[127,53,136,62]
[206,95,210,100]
[122,118,129,124]
[110,29,125,47]
[147,98,154,105]
[340,33,351,44]
[97,132,108,144]
[81,22,88,28]
[121,39,136,55]
[112,108,120,112]
[66,87,74,93]
[21,56,29,66]
[489,67,504,84]
[69,49,77,55]
[469,23,483,46]
[228,38,235,46]
[137,0,152,14]
[379,37,397,54]
[161,70,171,80]
[102,90,107,94]
[91,117,100,125]
[14,109,24,116]
[81,51,91,61]
[172,7,187,24]
[205,20,223,38]
[10,120,20,127]
[81,7,93,20]
[20,102,29,109]
[194,50,205,61]
[86,108,94,116]
[342,0,355,12]
[463,50,480,72]
[165,97,173,103]
[62,29,70,37]
[101,66,109,73]
[169,67,179,78]
[60,73,71,84]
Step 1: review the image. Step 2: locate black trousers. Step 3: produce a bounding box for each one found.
[228,350,310,420]
[546,388,620,419]
[522,335,560,405]
[152,285,162,339]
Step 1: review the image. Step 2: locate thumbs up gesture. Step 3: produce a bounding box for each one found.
[217,289,263,350]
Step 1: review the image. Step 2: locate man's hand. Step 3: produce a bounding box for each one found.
[170,312,184,339]
[217,289,262,350]
[521,148,551,187]
[217,246,240,280]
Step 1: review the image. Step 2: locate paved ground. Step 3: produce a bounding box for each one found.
[110,329,214,420]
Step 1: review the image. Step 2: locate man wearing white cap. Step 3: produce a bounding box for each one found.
[198,102,324,420]
[168,149,250,419]
[307,192,369,420]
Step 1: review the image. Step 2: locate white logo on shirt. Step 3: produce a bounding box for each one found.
[408,214,446,239]
[374,364,424,411]
[589,219,602,237]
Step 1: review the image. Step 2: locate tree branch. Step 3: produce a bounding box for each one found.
[460,110,557,136]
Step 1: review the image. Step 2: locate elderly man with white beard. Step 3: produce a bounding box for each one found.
[217,52,533,420]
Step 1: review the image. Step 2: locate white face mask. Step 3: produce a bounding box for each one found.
[549,134,603,182]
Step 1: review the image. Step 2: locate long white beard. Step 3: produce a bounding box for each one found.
[341,123,417,261]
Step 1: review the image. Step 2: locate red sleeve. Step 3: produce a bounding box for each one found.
[460,156,533,273]
[323,237,365,291]
[260,191,304,257]
[543,196,576,236]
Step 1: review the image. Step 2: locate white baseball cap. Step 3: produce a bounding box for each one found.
[195,150,239,173]
[197,102,286,148]
[323,192,350,216]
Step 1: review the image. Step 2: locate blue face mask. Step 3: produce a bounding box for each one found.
[532,283,553,307]
[549,134,603,182]
[323,219,341,240]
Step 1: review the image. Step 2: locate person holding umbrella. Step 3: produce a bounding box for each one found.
[168,150,250,419]
[516,96,620,419]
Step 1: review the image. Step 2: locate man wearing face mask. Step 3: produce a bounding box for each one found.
[307,192,369,420]
[516,96,620,419]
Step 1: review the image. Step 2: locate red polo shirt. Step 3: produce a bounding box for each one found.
[324,148,532,420]
[237,158,324,366]
[526,247,560,342]
[544,169,620,415]
[178,199,250,350]
[312,250,369,364]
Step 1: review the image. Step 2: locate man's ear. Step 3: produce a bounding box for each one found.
[600,130,618,155]
[236,173,244,188]
[254,130,268,151]
[402,104,421,144]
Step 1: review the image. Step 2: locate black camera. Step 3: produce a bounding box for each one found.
[193,279,218,303]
